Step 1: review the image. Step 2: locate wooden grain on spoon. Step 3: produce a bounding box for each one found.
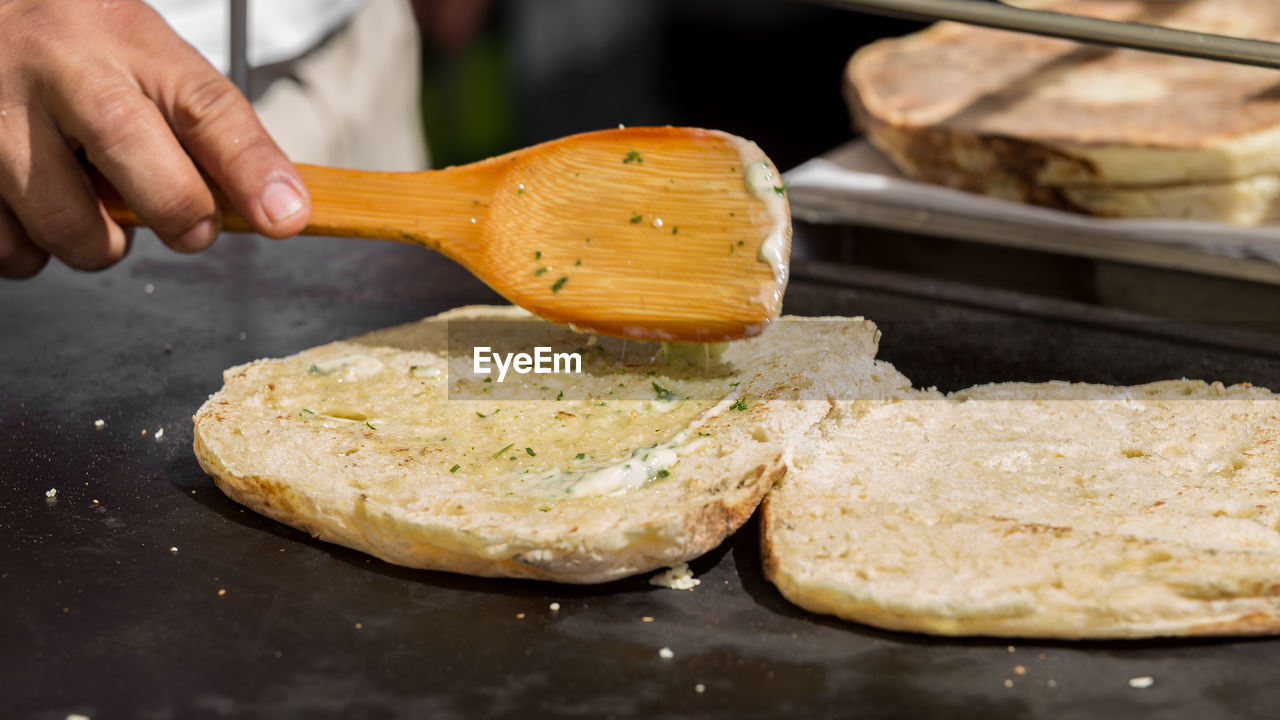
[104,127,791,342]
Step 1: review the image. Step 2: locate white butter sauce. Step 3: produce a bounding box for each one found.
[539,394,740,498]
[725,134,791,310]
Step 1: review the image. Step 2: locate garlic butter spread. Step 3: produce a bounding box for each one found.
[258,318,751,506]
[728,135,791,308]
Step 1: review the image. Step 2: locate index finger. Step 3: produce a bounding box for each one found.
[154,65,312,239]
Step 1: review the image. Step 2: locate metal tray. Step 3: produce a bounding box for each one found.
[5,231,1280,719]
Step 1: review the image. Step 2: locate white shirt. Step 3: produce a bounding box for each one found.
[146,0,366,73]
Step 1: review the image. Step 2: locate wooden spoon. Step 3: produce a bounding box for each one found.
[100,126,790,342]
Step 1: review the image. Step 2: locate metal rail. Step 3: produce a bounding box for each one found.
[812,0,1280,70]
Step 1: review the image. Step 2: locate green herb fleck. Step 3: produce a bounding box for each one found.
[365,421,377,430]
[585,237,591,244]
[652,381,677,401]
[672,226,679,235]
[551,276,568,293]
[526,447,536,457]
[449,464,460,473]
[773,185,786,196]
[476,411,487,418]
[696,431,711,437]
[623,150,643,164]
[535,250,542,259]
[729,212,736,217]
[299,408,315,416]
[629,214,643,224]
[575,452,586,460]
[534,267,548,276]
[730,166,737,173]
[308,364,335,376]
[538,506,551,512]
[729,242,735,255]
[729,398,748,411]
[483,377,493,383]
[730,381,741,387]
[556,390,564,401]
[575,259,582,266]
[656,469,670,478]
[492,442,515,459]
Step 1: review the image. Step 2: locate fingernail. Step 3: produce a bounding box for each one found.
[175,217,218,252]
[261,180,306,224]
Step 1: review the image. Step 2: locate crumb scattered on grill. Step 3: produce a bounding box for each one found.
[659,647,674,659]
[217,588,227,597]
[45,488,57,499]
[549,602,560,612]
[1129,676,1154,689]
[94,419,105,429]
[695,683,706,694]
[1013,665,1026,676]
[155,428,164,441]
[649,562,700,591]
[641,616,654,623]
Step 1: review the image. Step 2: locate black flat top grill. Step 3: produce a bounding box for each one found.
[5,231,1280,719]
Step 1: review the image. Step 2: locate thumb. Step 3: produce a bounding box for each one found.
[149,60,311,238]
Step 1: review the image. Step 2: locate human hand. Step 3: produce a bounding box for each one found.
[0,0,311,278]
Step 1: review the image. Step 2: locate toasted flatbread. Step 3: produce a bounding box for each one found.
[194,306,910,583]
[846,0,1280,223]
[762,380,1280,638]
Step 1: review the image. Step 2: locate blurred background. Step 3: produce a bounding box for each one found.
[418,0,922,171]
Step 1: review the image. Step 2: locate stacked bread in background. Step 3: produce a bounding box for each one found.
[846,0,1280,224]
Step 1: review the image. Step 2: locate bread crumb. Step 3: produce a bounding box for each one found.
[641,616,654,623]
[1003,679,1013,688]
[1013,665,1026,676]
[695,683,706,693]
[354,622,363,630]
[1007,645,1016,653]
[91,499,99,505]
[1047,679,1058,688]
[155,428,164,441]
[516,613,525,619]
[45,488,57,499]
[94,419,105,429]
[649,562,701,591]
[549,602,561,612]
[141,429,147,437]
[659,647,674,659]
[1128,676,1154,689]
[169,546,178,553]
[144,283,154,294]
[67,714,92,720]
[217,588,226,597]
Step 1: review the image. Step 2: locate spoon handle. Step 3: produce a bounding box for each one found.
[97,163,495,260]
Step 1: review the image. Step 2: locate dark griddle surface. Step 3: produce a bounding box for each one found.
[5,233,1280,719]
